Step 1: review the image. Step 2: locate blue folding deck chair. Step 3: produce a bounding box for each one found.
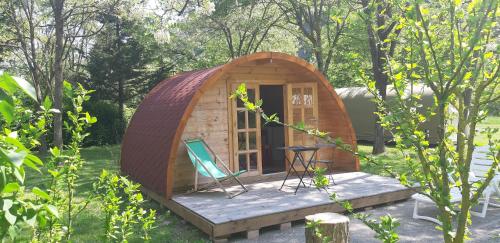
[183,138,248,198]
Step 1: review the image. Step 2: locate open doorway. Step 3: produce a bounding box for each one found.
[260,85,286,174]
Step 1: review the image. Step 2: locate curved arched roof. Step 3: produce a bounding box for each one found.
[121,52,356,198]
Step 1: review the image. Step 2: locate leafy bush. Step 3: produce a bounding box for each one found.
[0,73,58,240]
[94,170,156,242]
[83,100,125,146]
[0,73,157,242]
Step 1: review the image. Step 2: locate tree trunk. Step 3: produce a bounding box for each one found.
[364,0,390,155]
[52,0,65,149]
[368,35,387,155]
[305,213,349,243]
[372,73,387,155]
[118,77,124,142]
[113,20,125,143]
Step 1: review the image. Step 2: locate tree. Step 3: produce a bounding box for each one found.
[360,0,403,154]
[362,0,499,242]
[275,0,352,75]
[2,0,116,148]
[52,0,64,149]
[87,4,173,141]
[2,0,50,104]
[204,0,285,59]
[173,0,286,61]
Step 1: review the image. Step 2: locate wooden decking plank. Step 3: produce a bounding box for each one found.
[173,172,409,224]
[164,172,414,238]
[212,188,414,237]
[140,186,215,237]
[163,200,214,237]
[173,172,398,209]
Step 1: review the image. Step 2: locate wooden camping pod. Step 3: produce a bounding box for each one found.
[120,52,359,199]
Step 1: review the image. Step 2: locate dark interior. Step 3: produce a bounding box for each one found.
[260,85,286,174]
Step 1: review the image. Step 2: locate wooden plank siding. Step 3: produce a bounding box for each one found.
[173,80,230,191]
[172,58,358,192]
[317,84,358,171]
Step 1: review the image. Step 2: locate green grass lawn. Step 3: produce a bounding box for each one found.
[25,116,499,242]
[27,145,209,243]
[357,144,411,177]
[475,116,500,146]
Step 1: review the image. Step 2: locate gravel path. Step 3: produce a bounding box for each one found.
[230,146,500,243]
[229,199,500,243]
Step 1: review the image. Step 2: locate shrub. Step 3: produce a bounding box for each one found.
[83,100,125,146]
[93,170,156,242]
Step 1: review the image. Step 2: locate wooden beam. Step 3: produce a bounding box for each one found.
[141,186,215,238]
[211,188,414,237]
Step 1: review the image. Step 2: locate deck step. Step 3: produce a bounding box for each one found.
[246,229,259,240]
[280,222,292,231]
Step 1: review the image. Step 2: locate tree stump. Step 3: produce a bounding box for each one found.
[305,212,349,243]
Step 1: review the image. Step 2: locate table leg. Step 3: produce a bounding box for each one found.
[280,152,307,190]
[294,150,318,194]
[279,152,296,190]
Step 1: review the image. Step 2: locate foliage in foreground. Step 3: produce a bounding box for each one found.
[0,72,56,240]
[94,170,156,242]
[233,1,499,243]
[0,73,156,242]
[362,0,499,242]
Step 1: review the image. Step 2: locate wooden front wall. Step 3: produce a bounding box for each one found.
[173,60,357,192]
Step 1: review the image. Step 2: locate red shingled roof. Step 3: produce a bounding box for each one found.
[120,66,222,195]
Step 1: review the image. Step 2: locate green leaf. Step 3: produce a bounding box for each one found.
[50,147,60,157]
[23,156,41,172]
[0,100,14,124]
[24,209,37,227]
[5,150,28,168]
[463,72,472,80]
[63,81,73,98]
[43,96,52,110]
[5,135,27,151]
[0,73,20,94]
[394,72,403,81]
[12,166,24,184]
[32,187,51,200]
[47,169,59,177]
[2,183,20,193]
[12,76,37,101]
[26,154,43,166]
[44,205,59,218]
[4,209,16,225]
[2,199,13,211]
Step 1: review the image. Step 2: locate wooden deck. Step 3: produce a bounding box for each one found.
[156,172,415,240]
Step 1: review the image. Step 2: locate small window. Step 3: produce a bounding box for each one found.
[249,132,257,150]
[239,154,248,170]
[248,112,256,128]
[238,132,247,150]
[249,153,258,170]
[237,112,246,129]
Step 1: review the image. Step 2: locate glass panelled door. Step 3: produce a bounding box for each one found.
[232,84,262,175]
[287,83,318,170]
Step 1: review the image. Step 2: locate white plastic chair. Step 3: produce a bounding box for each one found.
[469,156,500,215]
[412,183,497,224]
[412,187,462,225]
[412,149,499,224]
